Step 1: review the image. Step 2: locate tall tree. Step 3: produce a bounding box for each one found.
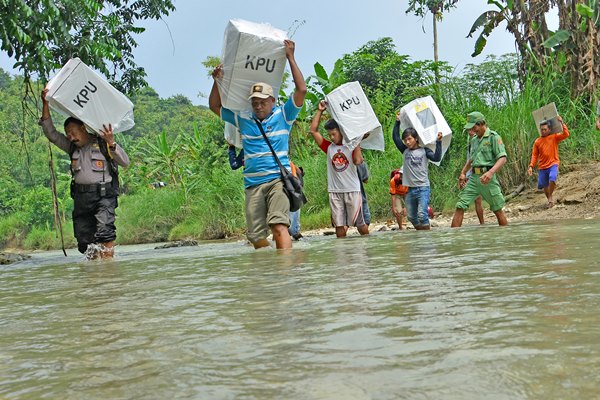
[406,0,460,63]
[0,0,175,94]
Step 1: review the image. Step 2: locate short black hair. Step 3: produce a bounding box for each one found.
[324,119,339,131]
[402,127,418,141]
[540,120,551,129]
[63,117,85,130]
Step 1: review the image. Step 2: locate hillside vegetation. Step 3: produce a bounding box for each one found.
[1,39,599,250]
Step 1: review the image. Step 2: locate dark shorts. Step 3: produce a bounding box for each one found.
[72,192,118,253]
[538,164,559,189]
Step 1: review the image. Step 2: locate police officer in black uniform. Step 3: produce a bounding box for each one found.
[40,88,130,259]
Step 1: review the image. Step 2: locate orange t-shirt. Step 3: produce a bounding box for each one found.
[529,124,570,170]
[389,177,409,196]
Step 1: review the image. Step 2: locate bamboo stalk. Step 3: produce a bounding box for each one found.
[47,143,67,257]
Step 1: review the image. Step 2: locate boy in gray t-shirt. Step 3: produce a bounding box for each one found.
[391,112,442,230]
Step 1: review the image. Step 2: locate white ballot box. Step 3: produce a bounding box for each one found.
[219,19,287,112]
[399,96,452,166]
[325,81,384,151]
[224,122,242,149]
[532,102,562,135]
[45,58,135,134]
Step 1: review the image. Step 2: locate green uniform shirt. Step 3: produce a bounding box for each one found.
[469,128,507,167]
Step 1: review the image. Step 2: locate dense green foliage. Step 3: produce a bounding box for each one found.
[0,0,175,93]
[1,37,599,250]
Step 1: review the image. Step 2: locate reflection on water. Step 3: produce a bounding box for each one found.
[1,220,600,399]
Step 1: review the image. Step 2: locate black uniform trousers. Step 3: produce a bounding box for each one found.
[72,191,118,254]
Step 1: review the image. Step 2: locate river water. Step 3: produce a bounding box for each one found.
[1,220,599,399]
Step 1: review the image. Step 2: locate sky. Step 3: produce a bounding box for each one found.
[1,1,524,106]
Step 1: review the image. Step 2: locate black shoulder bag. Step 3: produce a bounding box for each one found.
[253,119,307,212]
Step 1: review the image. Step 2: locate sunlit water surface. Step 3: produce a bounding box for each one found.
[1,220,600,399]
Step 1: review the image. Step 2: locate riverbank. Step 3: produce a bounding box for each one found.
[302,161,600,237]
[2,161,599,263]
[0,252,30,265]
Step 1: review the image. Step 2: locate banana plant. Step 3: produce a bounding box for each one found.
[467,0,512,58]
[141,129,182,186]
[543,2,599,48]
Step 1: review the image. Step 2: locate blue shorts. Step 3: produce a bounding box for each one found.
[538,164,558,189]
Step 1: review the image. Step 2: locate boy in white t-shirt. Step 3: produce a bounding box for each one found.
[309,100,369,238]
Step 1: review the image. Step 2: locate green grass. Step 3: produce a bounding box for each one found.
[118,165,248,242]
[116,187,188,244]
[181,165,247,239]
[0,213,27,248]
[22,223,76,251]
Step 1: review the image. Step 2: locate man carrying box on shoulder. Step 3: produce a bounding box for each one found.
[209,40,307,250]
[39,88,130,260]
[527,116,570,208]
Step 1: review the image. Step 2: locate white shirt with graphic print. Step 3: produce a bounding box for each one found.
[321,140,360,193]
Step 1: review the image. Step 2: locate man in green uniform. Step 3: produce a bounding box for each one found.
[451,112,508,227]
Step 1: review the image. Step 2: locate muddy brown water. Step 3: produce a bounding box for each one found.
[1,220,599,399]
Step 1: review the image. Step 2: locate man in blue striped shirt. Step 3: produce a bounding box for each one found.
[209,40,306,249]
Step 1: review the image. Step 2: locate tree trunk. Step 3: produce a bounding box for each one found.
[505,0,598,102]
[433,13,440,86]
[595,19,600,105]
[433,14,439,64]
[556,0,598,102]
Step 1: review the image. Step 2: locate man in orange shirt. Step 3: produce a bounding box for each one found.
[527,116,570,208]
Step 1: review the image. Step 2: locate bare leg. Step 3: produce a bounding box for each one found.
[393,196,404,229]
[548,180,556,201]
[475,196,484,224]
[335,226,347,238]
[451,208,465,228]
[357,224,369,235]
[271,224,292,249]
[494,209,508,226]
[545,181,556,207]
[395,215,404,230]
